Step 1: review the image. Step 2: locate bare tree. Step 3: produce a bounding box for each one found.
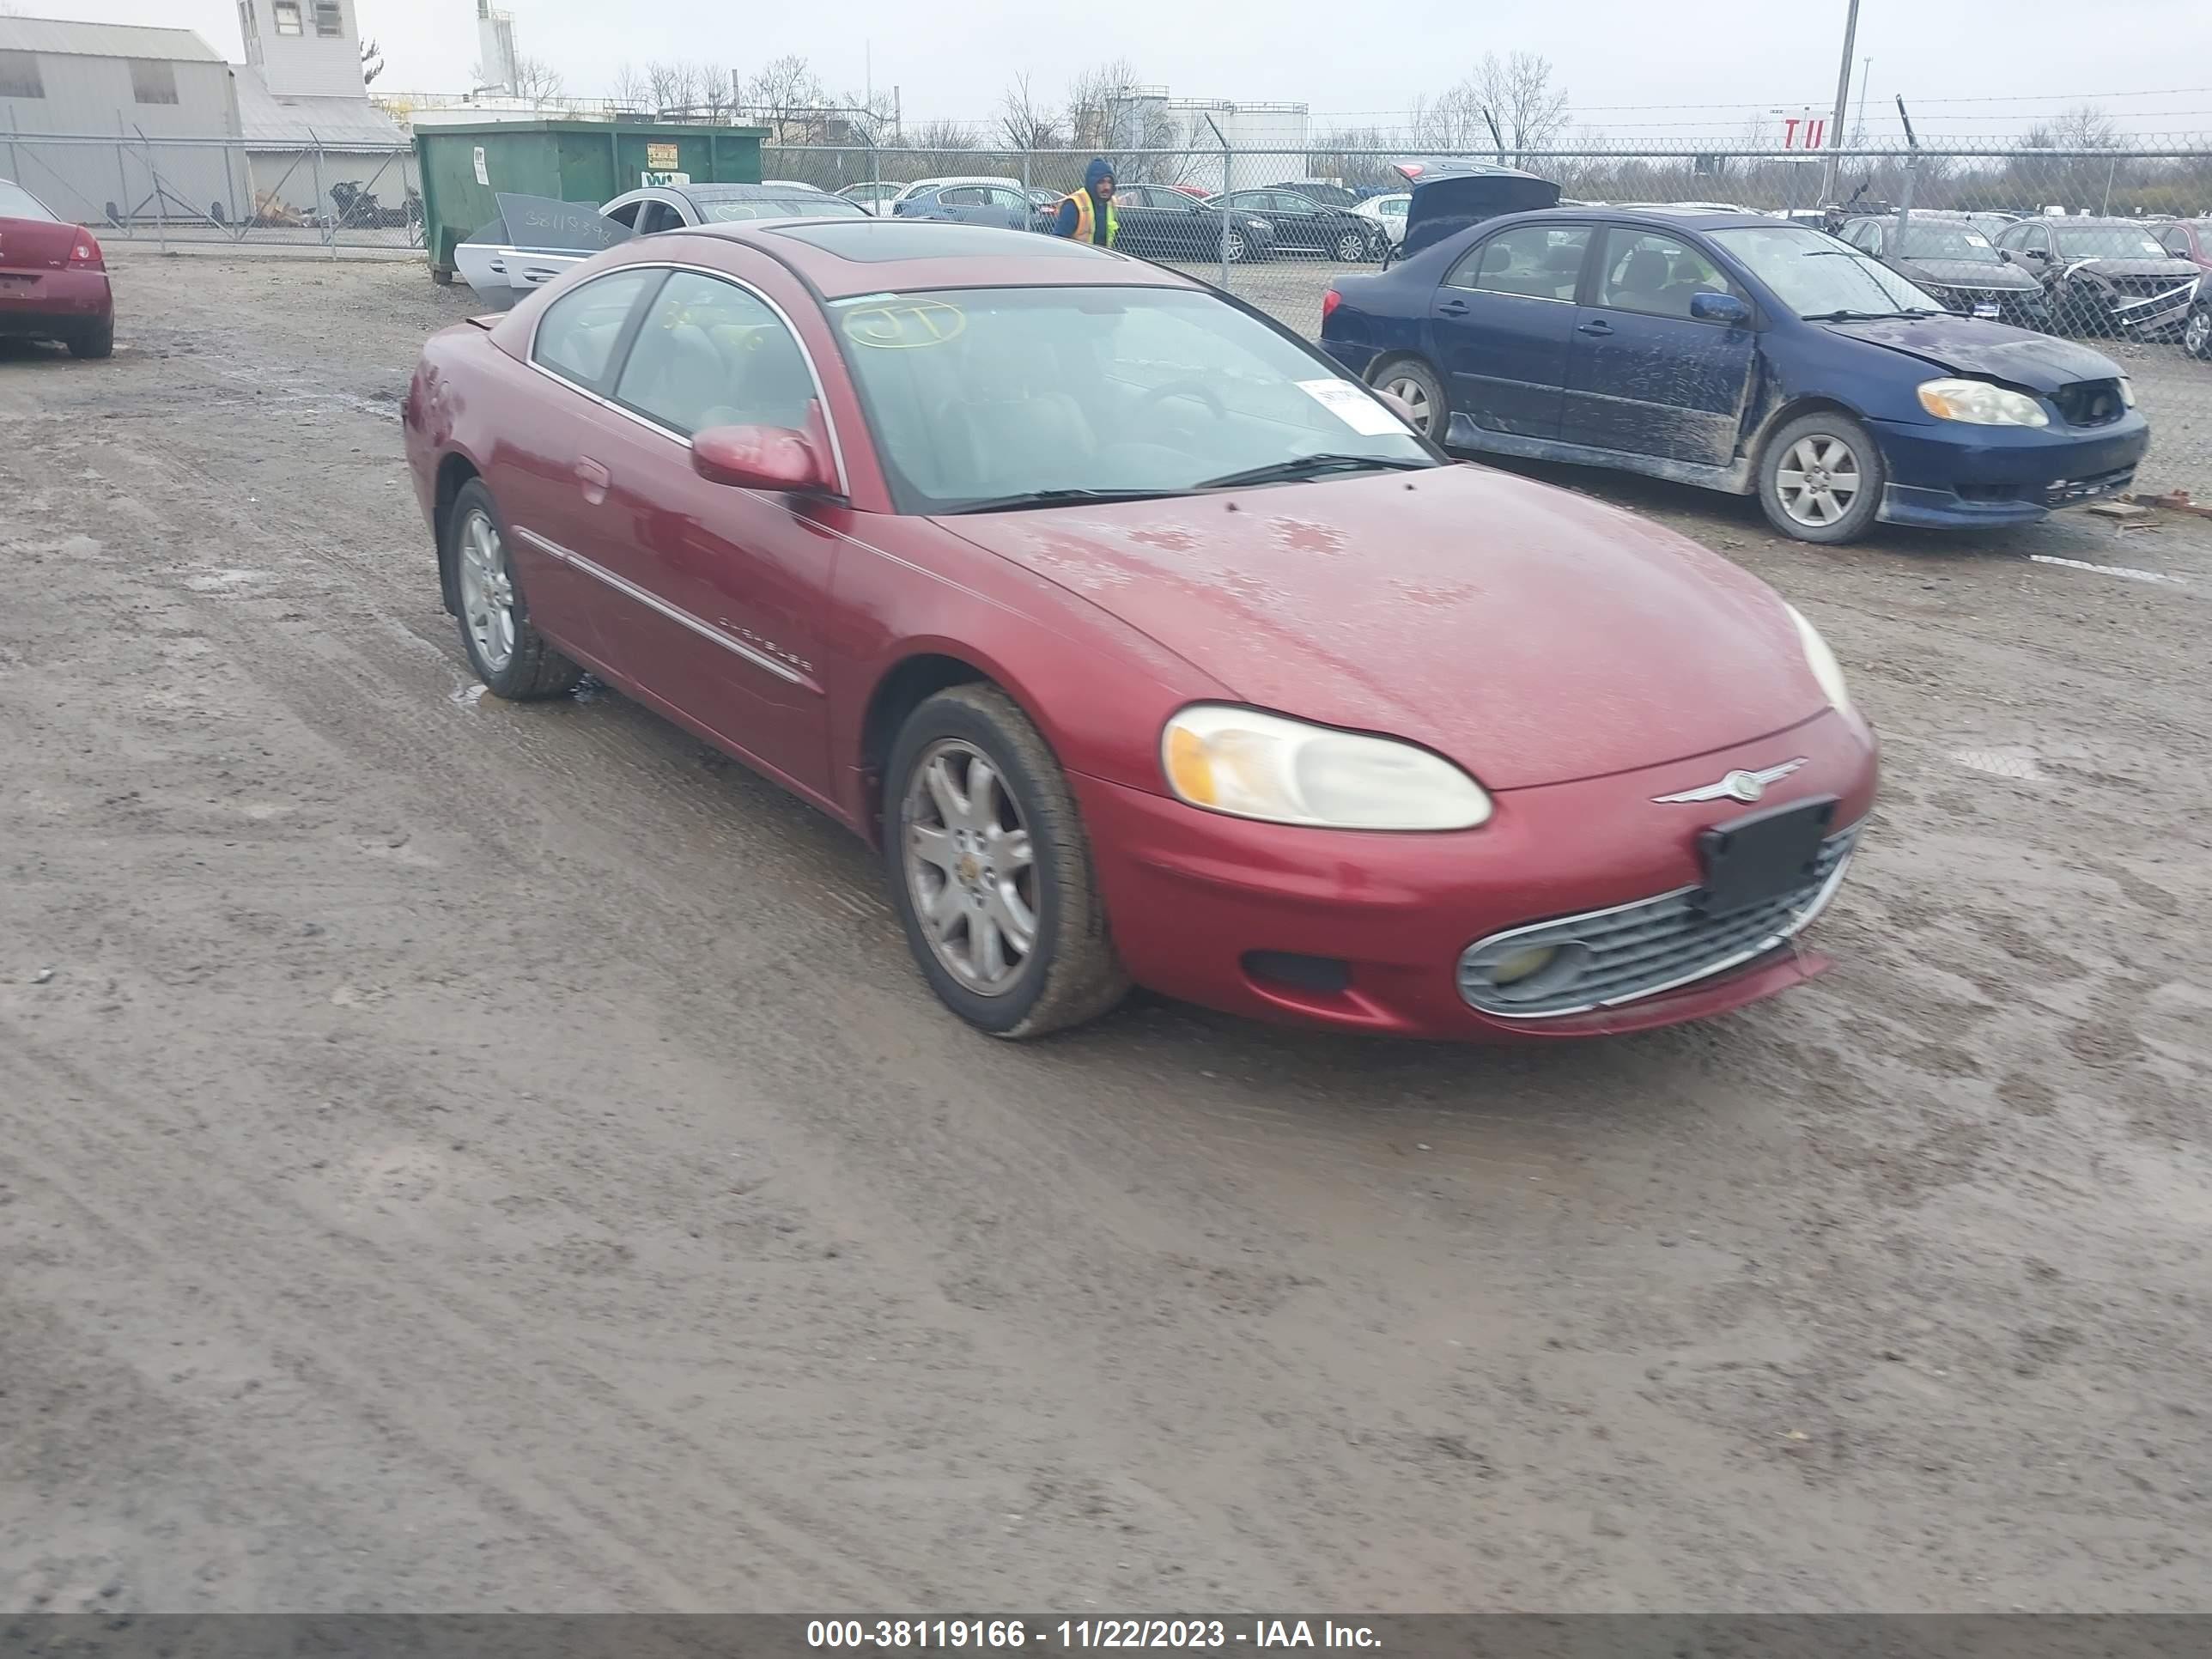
[610,63,650,112]
[1473,52,1569,162]
[1409,82,1488,152]
[646,61,700,116]
[1000,73,1063,153]
[1306,126,1397,191]
[503,54,564,106]
[359,38,384,86]
[746,54,830,143]
[910,118,981,152]
[695,64,732,121]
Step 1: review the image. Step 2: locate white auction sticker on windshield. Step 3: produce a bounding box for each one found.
[1297,378,1404,435]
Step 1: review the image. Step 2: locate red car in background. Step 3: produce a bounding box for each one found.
[402,219,1876,1042]
[0,179,112,358]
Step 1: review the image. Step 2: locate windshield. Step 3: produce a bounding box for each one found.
[701,197,864,222]
[1708,223,1937,317]
[1895,222,2002,262]
[830,285,1434,513]
[2053,227,2173,259]
[0,180,55,221]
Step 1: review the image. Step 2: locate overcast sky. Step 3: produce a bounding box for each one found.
[44,0,2212,143]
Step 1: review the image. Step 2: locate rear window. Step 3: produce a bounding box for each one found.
[0,180,56,222]
[698,196,866,222]
[769,222,1109,261]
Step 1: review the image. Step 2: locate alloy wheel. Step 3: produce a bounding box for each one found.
[1382,373,1435,436]
[902,739,1039,996]
[1774,434,1863,529]
[455,507,517,673]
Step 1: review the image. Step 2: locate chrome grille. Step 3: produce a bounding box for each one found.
[1457,828,1860,1018]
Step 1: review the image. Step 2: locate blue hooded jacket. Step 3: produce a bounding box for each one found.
[1053,158,1115,240]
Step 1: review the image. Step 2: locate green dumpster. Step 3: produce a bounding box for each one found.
[414,119,767,283]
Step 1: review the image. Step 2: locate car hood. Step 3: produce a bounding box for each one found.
[934,465,1824,791]
[2058,257,2201,282]
[1818,314,2124,391]
[1898,258,2040,291]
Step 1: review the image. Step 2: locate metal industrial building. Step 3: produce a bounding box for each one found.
[0,5,403,230]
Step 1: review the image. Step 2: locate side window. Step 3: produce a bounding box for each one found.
[1595,228,1734,319]
[2021,225,2049,255]
[532,268,658,391]
[613,272,817,438]
[604,200,644,229]
[2160,227,2191,258]
[1846,222,1880,254]
[1272,192,1313,214]
[635,201,684,234]
[987,188,1029,210]
[939,186,985,206]
[1445,224,1591,301]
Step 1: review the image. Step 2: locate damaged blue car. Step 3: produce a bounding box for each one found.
[1320,195,2150,543]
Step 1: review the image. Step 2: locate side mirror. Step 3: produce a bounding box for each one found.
[1690,292,1751,325]
[692,424,834,495]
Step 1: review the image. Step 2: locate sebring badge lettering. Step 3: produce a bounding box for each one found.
[1651,757,1809,805]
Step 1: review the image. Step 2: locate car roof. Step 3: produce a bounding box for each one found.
[2040,216,2171,229]
[670,218,1200,299]
[898,175,1022,193]
[673,183,840,203]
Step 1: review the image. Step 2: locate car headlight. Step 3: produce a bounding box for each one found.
[2118,376,2136,408]
[1160,705,1492,831]
[1785,605,1852,716]
[1916,377,2049,427]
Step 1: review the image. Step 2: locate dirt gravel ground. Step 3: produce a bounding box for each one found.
[2,251,2208,1614]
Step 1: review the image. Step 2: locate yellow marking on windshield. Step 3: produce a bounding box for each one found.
[842,298,967,349]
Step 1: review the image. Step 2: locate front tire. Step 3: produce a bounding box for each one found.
[69,315,113,359]
[1224,228,1249,264]
[2185,304,2212,362]
[1759,411,1886,544]
[445,479,581,699]
[1333,228,1368,262]
[1368,356,1448,443]
[884,685,1129,1039]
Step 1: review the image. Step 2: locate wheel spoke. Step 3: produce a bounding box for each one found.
[924,878,963,940]
[965,758,1000,829]
[1776,467,1808,494]
[971,906,1006,983]
[997,828,1033,872]
[923,757,966,828]
[909,824,958,872]
[990,884,1036,957]
[1810,489,1838,523]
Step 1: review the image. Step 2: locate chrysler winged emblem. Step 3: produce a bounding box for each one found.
[1651,757,1808,805]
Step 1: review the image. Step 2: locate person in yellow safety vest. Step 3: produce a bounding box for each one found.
[1053,157,1118,247]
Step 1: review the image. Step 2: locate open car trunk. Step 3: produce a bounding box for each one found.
[1395,163,1561,261]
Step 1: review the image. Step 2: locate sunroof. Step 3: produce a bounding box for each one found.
[768,222,1114,262]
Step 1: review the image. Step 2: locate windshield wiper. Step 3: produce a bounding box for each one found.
[1802,307,1938,322]
[1193,453,1431,490]
[937,487,1193,515]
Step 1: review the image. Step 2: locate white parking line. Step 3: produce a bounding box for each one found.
[2029,554,2187,585]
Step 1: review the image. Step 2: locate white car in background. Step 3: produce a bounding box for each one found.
[836,180,907,216]
[1355,191,1410,248]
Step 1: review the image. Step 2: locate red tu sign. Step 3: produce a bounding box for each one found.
[1781,114,1829,149]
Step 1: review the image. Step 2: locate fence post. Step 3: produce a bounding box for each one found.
[137,126,167,254]
[1202,116,1230,290]
[309,133,333,258]
[222,141,242,240]
[114,118,132,240]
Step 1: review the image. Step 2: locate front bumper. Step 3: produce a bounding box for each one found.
[0,267,111,337]
[1872,409,2150,528]
[1076,710,1878,1041]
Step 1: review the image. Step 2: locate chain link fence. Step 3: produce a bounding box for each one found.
[769,140,2212,495]
[1,133,425,254]
[6,131,2205,489]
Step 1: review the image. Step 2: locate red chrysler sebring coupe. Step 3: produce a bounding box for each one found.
[402,219,1877,1040]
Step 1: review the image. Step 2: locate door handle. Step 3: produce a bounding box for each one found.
[1437,298,1470,316]
[575,457,611,505]
[1577,320,1614,336]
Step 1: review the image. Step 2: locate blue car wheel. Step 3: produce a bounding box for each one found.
[1758,410,1887,544]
